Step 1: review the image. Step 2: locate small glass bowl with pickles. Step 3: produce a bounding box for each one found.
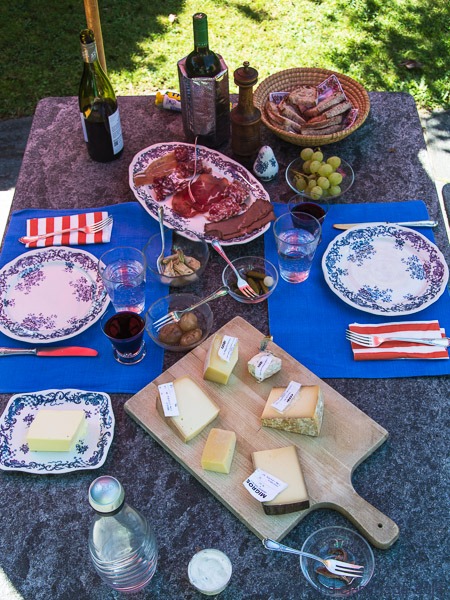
[286,147,354,201]
[222,256,278,304]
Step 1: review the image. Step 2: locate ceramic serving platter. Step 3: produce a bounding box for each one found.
[0,247,109,343]
[0,388,115,474]
[322,224,449,315]
[129,142,271,245]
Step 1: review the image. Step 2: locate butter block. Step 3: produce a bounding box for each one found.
[156,376,219,442]
[261,385,323,437]
[248,351,282,382]
[26,409,86,452]
[252,445,309,515]
[203,334,239,384]
[201,428,236,474]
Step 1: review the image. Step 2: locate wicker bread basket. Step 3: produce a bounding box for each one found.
[254,67,370,146]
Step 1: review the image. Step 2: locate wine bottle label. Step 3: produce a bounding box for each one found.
[108,109,124,154]
[81,41,97,63]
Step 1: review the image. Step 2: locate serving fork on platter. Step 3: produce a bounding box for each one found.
[346,329,450,348]
[19,215,113,244]
[152,286,229,331]
[262,538,364,579]
[211,239,259,299]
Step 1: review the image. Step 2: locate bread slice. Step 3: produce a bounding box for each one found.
[303,91,346,119]
[287,85,318,112]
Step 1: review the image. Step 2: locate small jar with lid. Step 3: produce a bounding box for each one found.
[230,61,261,164]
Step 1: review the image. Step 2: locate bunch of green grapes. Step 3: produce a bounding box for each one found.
[292,147,344,199]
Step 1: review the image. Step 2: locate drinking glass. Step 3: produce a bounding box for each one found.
[273,212,321,283]
[98,247,146,313]
[288,194,329,225]
[101,309,146,365]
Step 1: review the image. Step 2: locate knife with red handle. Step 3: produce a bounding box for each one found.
[0,347,98,357]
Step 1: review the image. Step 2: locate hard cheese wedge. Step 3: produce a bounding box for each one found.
[261,385,324,437]
[201,428,237,474]
[26,409,86,452]
[203,334,239,384]
[156,376,220,442]
[252,445,309,515]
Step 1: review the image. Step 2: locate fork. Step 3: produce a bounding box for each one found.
[156,206,166,274]
[152,285,229,331]
[211,239,259,299]
[262,538,364,579]
[187,136,199,205]
[19,215,113,244]
[346,329,450,348]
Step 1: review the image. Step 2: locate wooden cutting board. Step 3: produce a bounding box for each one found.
[125,316,399,549]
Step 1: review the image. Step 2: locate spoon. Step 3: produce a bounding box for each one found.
[156,205,165,274]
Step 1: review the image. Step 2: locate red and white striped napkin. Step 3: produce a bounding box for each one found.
[24,211,112,248]
[349,321,449,360]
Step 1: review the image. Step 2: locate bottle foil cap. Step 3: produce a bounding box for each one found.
[89,475,125,513]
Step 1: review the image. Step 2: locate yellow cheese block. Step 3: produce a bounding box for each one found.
[252,445,309,515]
[201,428,237,474]
[156,376,220,442]
[261,385,324,437]
[26,409,86,452]
[203,334,238,384]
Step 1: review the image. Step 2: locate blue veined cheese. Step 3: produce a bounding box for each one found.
[247,350,282,382]
[26,409,86,451]
[261,385,324,437]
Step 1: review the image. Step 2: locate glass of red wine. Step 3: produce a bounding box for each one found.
[101,309,146,365]
[288,194,329,242]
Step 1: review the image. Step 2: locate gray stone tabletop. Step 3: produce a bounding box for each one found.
[0,94,448,600]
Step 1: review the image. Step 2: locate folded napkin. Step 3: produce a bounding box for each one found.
[349,321,449,360]
[24,211,112,247]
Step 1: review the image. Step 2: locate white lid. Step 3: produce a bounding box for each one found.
[88,475,125,513]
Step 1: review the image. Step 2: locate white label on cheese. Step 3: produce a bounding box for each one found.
[158,382,179,417]
[255,353,273,380]
[218,335,238,362]
[271,381,302,414]
[243,468,288,502]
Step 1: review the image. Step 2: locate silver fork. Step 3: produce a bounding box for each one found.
[262,538,364,579]
[187,136,199,205]
[19,215,113,244]
[346,329,450,348]
[152,286,229,331]
[211,239,259,299]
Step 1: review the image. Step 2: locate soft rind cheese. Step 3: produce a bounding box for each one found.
[248,351,282,382]
[251,445,309,515]
[26,409,86,452]
[203,334,238,385]
[261,385,323,437]
[156,376,219,442]
[201,428,236,474]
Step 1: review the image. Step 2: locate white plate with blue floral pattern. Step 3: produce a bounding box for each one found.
[322,224,449,315]
[0,247,109,343]
[0,389,115,473]
[129,142,271,245]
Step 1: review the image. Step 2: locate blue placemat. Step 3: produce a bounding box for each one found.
[265,200,450,378]
[0,203,166,393]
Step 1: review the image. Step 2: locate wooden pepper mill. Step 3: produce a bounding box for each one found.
[230,61,261,164]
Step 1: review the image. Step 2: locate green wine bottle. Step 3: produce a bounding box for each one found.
[78,29,124,163]
[184,13,222,77]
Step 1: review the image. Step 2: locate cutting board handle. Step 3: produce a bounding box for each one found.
[321,482,399,549]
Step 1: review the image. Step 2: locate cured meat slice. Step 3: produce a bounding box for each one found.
[171,173,229,218]
[207,181,250,222]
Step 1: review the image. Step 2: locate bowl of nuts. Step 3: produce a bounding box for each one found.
[145,293,213,352]
[222,256,278,304]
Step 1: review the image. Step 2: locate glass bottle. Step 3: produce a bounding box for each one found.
[79,29,124,162]
[88,476,158,594]
[231,61,261,164]
[184,13,222,78]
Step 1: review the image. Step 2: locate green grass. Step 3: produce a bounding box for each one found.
[0,0,449,120]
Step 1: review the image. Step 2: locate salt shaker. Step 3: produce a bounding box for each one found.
[230,61,261,164]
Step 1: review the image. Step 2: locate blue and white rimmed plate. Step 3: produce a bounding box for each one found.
[0,247,109,343]
[129,142,271,246]
[322,224,449,315]
[0,389,115,474]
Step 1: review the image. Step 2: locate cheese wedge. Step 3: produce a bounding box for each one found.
[201,428,236,474]
[26,409,86,452]
[261,385,323,437]
[203,334,238,384]
[156,376,219,442]
[252,446,309,515]
[248,351,282,382]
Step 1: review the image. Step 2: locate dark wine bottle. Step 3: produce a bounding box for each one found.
[184,13,222,78]
[78,28,124,163]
